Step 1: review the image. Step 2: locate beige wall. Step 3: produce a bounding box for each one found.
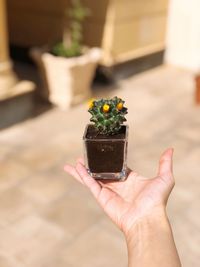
[165,0,200,72]
[7,0,168,66]
[102,0,168,64]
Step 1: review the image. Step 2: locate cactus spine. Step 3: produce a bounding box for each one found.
[88,96,128,135]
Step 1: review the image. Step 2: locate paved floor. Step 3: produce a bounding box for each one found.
[0,65,200,267]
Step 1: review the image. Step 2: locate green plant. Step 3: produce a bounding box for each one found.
[52,0,90,57]
[88,96,128,135]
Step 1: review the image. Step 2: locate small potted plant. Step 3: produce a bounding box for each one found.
[83,96,129,180]
[31,0,101,109]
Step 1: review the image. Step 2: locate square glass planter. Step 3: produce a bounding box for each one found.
[83,124,129,180]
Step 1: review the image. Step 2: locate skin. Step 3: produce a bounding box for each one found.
[64,148,182,267]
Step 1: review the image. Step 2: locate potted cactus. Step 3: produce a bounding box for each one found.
[83,96,129,181]
[31,0,101,109]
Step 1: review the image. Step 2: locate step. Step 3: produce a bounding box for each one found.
[0,80,35,129]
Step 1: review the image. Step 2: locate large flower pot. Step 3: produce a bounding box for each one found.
[31,47,101,109]
[83,124,129,181]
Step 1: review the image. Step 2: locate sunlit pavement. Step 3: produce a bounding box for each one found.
[0,65,199,267]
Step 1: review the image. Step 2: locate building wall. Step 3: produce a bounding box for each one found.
[111,0,168,55]
[6,0,109,47]
[165,0,200,72]
[7,0,168,66]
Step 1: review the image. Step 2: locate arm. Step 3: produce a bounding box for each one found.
[126,209,181,267]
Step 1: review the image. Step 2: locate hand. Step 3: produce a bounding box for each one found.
[64,148,174,236]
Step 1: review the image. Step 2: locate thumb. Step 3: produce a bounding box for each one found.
[158,148,174,183]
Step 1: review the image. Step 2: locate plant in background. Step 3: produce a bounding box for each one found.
[31,0,101,110]
[52,0,90,57]
[88,96,128,135]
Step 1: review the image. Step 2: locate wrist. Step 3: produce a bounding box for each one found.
[125,206,170,247]
[124,207,181,267]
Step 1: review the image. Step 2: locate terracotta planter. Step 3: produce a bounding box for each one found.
[31,47,101,109]
[195,75,200,104]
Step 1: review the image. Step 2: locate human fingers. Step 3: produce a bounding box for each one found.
[76,162,102,199]
[158,148,174,185]
[64,164,84,185]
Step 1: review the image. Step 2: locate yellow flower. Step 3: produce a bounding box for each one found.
[117,102,123,110]
[103,104,110,113]
[88,98,95,109]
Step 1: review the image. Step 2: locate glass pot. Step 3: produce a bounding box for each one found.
[83,124,129,181]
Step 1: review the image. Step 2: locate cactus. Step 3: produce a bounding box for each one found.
[88,96,128,135]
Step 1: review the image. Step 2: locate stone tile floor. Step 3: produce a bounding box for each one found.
[0,65,200,267]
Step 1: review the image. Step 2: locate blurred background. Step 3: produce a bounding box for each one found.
[0,0,200,266]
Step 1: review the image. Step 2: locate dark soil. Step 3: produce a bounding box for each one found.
[86,124,126,139]
[85,125,127,173]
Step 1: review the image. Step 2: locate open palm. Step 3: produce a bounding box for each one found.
[64,149,174,235]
